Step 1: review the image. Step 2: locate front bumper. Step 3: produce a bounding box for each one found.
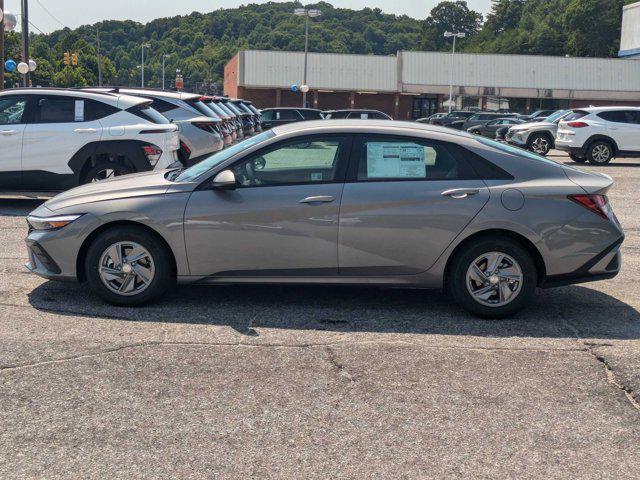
[506,131,529,147]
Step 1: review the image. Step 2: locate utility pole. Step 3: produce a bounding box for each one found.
[21,0,29,87]
[96,27,102,86]
[0,0,5,91]
[162,53,170,90]
[141,43,150,87]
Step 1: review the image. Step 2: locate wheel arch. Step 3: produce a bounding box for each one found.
[526,130,555,147]
[584,135,619,156]
[443,229,547,288]
[76,220,177,282]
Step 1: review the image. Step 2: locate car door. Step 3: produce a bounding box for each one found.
[0,95,28,189]
[603,110,640,151]
[338,134,490,275]
[183,134,352,277]
[22,95,104,190]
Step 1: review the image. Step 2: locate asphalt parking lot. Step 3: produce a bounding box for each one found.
[1,151,639,479]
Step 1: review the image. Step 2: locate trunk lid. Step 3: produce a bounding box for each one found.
[563,165,614,195]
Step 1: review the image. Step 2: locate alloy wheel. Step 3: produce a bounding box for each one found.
[531,137,550,155]
[591,144,611,163]
[466,252,524,307]
[98,241,156,296]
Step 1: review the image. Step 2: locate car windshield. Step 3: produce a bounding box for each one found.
[174,130,276,182]
[476,137,563,168]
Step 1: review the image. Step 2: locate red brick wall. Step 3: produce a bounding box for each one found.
[223,54,239,98]
[237,87,279,109]
[569,99,640,108]
[316,91,351,111]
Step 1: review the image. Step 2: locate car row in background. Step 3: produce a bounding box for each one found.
[260,107,391,129]
[0,86,262,193]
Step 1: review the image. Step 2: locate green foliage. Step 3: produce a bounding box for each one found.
[9,0,631,89]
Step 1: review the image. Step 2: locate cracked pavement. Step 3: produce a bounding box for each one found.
[1,152,639,478]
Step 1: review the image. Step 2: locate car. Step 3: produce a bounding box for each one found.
[505,110,571,156]
[555,107,640,165]
[226,99,255,137]
[198,96,238,146]
[238,100,263,132]
[430,111,475,128]
[324,109,391,120]
[468,118,525,138]
[210,97,245,141]
[519,109,555,122]
[86,87,226,166]
[416,113,446,124]
[461,112,518,131]
[261,108,324,129]
[0,88,180,191]
[25,119,624,319]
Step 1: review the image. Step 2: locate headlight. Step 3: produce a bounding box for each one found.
[27,214,82,231]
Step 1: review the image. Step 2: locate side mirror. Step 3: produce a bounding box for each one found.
[211,170,236,190]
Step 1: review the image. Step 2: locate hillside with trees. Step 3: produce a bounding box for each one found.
[1,0,635,90]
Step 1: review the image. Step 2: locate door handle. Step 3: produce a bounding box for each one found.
[299,195,335,204]
[0,130,17,135]
[441,188,480,199]
[74,128,97,134]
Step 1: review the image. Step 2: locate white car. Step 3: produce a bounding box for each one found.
[0,88,180,192]
[556,106,640,164]
[504,110,570,156]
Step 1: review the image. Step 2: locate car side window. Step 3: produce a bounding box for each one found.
[276,110,301,121]
[597,111,638,124]
[33,96,87,123]
[0,96,27,125]
[84,99,120,121]
[355,136,477,182]
[232,136,347,187]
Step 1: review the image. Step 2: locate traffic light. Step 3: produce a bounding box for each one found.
[71,52,79,66]
[63,51,71,66]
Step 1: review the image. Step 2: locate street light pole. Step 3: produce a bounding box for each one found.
[141,43,150,87]
[444,31,465,113]
[96,27,102,86]
[294,8,321,108]
[162,54,170,90]
[0,0,5,91]
[21,0,29,87]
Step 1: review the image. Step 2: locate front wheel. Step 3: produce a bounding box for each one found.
[84,226,174,306]
[449,239,537,319]
[528,134,552,156]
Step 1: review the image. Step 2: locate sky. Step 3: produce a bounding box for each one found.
[3,0,493,34]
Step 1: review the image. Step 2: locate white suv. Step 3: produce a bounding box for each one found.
[556,107,640,165]
[0,88,180,192]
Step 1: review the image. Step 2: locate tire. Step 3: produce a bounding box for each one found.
[82,161,133,184]
[587,140,614,165]
[449,238,537,319]
[84,226,174,306]
[569,154,587,163]
[527,133,552,156]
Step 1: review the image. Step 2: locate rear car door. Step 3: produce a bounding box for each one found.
[22,95,104,190]
[0,95,28,189]
[338,134,490,275]
[183,134,352,277]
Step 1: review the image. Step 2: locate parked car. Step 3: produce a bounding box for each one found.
[416,113,446,124]
[211,98,244,141]
[199,96,237,146]
[430,111,475,128]
[556,107,640,165]
[505,110,571,155]
[261,108,324,129]
[227,99,255,137]
[0,88,179,191]
[519,109,555,122]
[324,109,391,120]
[239,100,263,132]
[26,120,623,319]
[468,118,524,138]
[461,112,518,131]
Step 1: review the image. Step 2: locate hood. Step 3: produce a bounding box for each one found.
[44,170,175,211]
[563,165,614,195]
[510,121,554,131]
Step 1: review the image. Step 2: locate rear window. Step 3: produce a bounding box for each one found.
[275,110,301,121]
[189,100,222,120]
[300,110,323,120]
[126,104,170,124]
[476,137,562,168]
[145,97,176,113]
[563,110,588,122]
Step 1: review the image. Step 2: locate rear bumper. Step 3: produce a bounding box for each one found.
[541,237,623,288]
[555,144,586,157]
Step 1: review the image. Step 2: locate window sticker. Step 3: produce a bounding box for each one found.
[74,100,85,122]
[366,142,427,179]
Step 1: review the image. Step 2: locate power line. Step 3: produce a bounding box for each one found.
[33,0,66,29]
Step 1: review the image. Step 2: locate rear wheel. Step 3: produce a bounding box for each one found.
[449,238,537,319]
[84,226,173,306]
[569,153,587,163]
[528,134,552,156]
[587,141,614,165]
[82,161,132,184]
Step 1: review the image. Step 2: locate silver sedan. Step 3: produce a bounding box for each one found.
[25,120,624,318]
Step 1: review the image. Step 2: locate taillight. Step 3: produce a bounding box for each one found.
[142,145,163,166]
[568,194,609,219]
[192,122,214,133]
[567,121,589,128]
[179,140,191,158]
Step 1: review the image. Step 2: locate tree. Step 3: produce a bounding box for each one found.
[565,0,625,57]
[422,1,483,50]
